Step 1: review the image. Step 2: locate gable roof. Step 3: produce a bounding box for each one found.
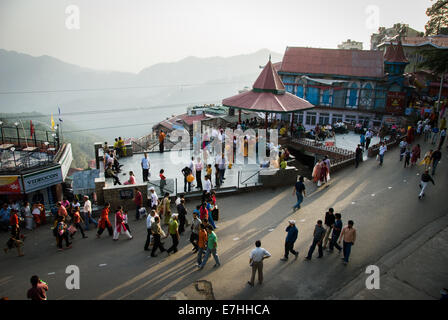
[279,47,384,78]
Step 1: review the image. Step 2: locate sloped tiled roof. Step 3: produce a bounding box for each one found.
[252,60,285,92]
[384,41,408,63]
[279,47,384,78]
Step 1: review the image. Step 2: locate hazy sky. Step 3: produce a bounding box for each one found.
[0,0,432,73]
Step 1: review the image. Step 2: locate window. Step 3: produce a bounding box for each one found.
[297,112,304,125]
[285,85,294,94]
[296,79,305,98]
[318,113,330,125]
[347,82,359,107]
[320,88,332,106]
[306,112,316,125]
[332,114,343,123]
[359,83,374,108]
[306,86,320,105]
[345,115,357,124]
[332,87,346,107]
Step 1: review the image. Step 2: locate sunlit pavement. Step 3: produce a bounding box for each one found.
[0,137,447,300]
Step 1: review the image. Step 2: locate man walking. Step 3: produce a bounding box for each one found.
[323,208,335,249]
[280,220,299,261]
[338,220,356,265]
[167,214,180,255]
[144,210,156,251]
[83,196,97,231]
[141,153,150,182]
[365,129,373,150]
[133,187,143,221]
[328,213,343,253]
[439,128,446,149]
[431,148,442,175]
[195,157,203,190]
[190,211,201,253]
[247,240,271,287]
[378,142,387,166]
[305,220,326,260]
[198,225,221,269]
[292,176,306,211]
[418,170,435,199]
[196,223,208,266]
[150,216,166,257]
[399,139,407,161]
[355,144,363,168]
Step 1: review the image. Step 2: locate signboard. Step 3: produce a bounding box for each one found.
[119,189,134,200]
[325,141,335,147]
[0,175,22,195]
[405,108,413,116]
[58,143,73,180]
[22,166,63,193]
[386,92,406,114]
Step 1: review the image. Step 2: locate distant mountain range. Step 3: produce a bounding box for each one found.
[0,48,282,140]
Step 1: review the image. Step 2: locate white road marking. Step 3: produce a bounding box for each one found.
[99,264,107,267]
[371,194,375,197]
[47,272,55,275]
[388,187,392,189]
[268,229,275,232]
[403,180,407,182]
[351,202,356,204]
[233,237,239,241]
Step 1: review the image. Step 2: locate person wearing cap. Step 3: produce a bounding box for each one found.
[305,220,326,260]
[281,220,299,261]
[247,240,271,287]
[83,195,97,231]
[166,214,180,254]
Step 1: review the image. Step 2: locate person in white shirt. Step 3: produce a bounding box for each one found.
[23,202,33,230]
[248,240,271,287]
[378,142,387,166]
[149,187,158,209]
[141,153,150,182]
[83,196,97,230]
[202,175,212,203]
[399,139,408,161]
[365,129,373,150]
[195,158,203,190]
[144,210,157,251]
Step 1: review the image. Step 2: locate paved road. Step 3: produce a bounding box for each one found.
[1,137,447,300]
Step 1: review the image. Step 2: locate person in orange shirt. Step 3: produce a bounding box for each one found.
[196,224,208,266]
[97,202,113,238]
[9,209,20,239]
[71,208,87,239]
[56,202,68,222]
[37,202,46,225]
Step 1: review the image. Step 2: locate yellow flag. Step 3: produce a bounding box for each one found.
[51,114,55,131]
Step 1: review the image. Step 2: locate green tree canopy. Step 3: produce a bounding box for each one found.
[419,49,448,75]
[425,0,448,36]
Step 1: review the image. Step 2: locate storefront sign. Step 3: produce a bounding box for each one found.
[0,175,22,194]
[22,166,63,193]
[58,143,73,180]
[386,92,406,114]
[119,189,134,200]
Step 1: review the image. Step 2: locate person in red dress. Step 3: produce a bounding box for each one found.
[97,203,113,238]
[113,206,133,241]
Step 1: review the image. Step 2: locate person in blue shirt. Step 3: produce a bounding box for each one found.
[329,213,343,253]
[281,220,299,261]
[292,176,306,211]
[0,203,11,231]
[360,132,366,149]
[205,198,217,229]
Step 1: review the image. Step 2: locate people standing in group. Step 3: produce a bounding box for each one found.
[133,187,143,221]
[141,153,150,182]
[71,208,87,239]
[322,208,335,249]
[27,275,48,301]
[399,139,408,161]
[365,129,373,150]
[247,240,271,287]
[305,220,326,260]
[167,214,180,255]
[355,144,363,168]
[195,157,203,190]
[328,213,343,253]
[411,144,421,166]
[113,206,133,241]
[97,203,113,238]
[83,196,97,231]
[159,130,166,153]
[124,171,136,185]
[430,147,442,175]
[190,210,201,253]
[292,176,306,211]
[198,225,221,269]
[378,142,387,166]
[338,220,356,265]
[281,220,299,261]
[150,216,166,257]
[418,169,435,199]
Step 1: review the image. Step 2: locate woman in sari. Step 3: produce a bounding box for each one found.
[411,144,421,167]
[312,160,322,184]
[113,206,132,241]
[419,150,433,170]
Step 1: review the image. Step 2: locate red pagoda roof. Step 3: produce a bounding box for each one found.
[252,59,285,92]
[384,41,408,63]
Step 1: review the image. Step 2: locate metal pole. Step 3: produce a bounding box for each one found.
[0,125,3,144]
[436,74,444,114]
[16,126,20,147]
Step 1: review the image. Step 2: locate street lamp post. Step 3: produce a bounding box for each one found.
[10,147,16,168]
[14,122,20,147]
[0,121,4,144]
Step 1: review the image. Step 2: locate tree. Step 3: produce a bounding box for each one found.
[425,0,448,36]
[419,49,448,75]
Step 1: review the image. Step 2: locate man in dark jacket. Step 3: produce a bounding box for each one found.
[329,213,343,253]
[323,208,335,249]
[182,166,192,192]
[419,170,435,199]
[305,220,326,260]
[355,144,363,168]
[280,220,299,261]
[430,148,442,175]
